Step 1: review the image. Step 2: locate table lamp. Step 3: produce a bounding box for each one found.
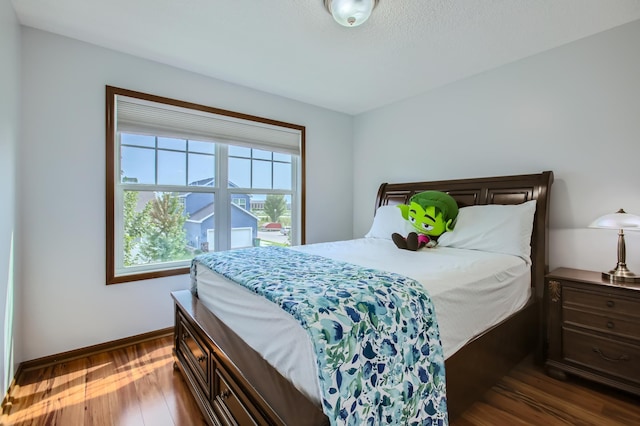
[589,208,640,284]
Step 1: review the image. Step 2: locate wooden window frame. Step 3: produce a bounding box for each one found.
[106,86,306,284]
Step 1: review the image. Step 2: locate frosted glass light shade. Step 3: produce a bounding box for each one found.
[589,209,640,230]
[325,0,378,27]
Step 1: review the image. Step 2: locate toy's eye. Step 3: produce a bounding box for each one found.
[422,223,434,231]
[409,217,416,223]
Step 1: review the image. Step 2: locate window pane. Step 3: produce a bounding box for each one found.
[229,157,251,188]
[121,146,155,184]
[188,153,215,187]
[158,137,186,151]
[189,140,215,154]
[158,150,186,185]
[252,149,272,160]
[229,193,258,249]
[121,133,155,148]
[184,192,215,252]
[252,160,271,189]
[248,193,292,247]
[229,145,250,158]
[273,162,292,190]
[273,153,291,162]
[109,89,303,283]
[231,196,247,209]
[122,190,194,267]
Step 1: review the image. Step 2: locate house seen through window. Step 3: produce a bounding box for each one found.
[107,86,305,284]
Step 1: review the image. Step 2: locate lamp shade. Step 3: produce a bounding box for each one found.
[324,0,378,27]
[589,208,640,283]
[589,209,640,230]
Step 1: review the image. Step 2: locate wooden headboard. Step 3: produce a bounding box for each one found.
[374,171,554,300]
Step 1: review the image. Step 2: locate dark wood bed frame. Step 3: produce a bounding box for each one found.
[172,170,554,425]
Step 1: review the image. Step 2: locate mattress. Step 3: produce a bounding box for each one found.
[195,238,531,404]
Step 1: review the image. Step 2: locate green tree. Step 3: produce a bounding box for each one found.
[140,193,190,262]
[123,191,149,266]
[263,194,287,223]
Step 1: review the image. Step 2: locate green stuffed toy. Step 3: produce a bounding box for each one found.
[392,191,459,251]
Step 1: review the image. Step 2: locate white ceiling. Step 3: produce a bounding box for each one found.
[11,0,640,115]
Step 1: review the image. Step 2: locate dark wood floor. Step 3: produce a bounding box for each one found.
[454,360,640,425]
[1,335,638,425]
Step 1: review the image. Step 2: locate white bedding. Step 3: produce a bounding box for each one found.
[195,238,531,404]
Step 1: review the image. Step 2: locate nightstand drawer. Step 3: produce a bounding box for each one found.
[563,328,640,384]
[563,287,640,318]
[564,308,640,342]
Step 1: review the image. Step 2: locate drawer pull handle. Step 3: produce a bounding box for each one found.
[606,300,615,308]
[592,347,629,363]
[220,389,231,399]
[197,355,206,363]
[606,321,615,329]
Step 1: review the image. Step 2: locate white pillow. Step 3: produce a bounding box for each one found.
[437,200,537,261]
[364,205,413,239]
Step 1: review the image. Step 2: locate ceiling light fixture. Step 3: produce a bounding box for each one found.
[324,0,379,27]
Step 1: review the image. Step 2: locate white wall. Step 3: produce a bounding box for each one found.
[353,19,640,275]
[20,28,353,361]
[16,13,640,365]
[0,1,21,394]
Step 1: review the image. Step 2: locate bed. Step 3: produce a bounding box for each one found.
[172,170,553,425]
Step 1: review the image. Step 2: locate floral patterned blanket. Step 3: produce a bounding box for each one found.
[192,246,448,425]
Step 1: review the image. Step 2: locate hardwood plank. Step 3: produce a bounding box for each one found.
[508,366,640,425]
[1,334,209,426]
[2,368,44,425]
[479,386,575,425]
[456,401,529,426]
[454,357,640,425]
[107,346,146,426]
[128,340,176,426]
[150,336,207,425]
[493,376,619,425]
[83,351,119,426]
[44,359,88,426]
[6,358,89,426]
[3,335,640,426]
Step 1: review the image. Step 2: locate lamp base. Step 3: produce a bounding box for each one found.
[602,263,640,284]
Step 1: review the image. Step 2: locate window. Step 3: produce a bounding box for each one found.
[106,86,305,284]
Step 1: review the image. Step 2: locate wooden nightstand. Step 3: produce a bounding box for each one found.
[545,267,640,396]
